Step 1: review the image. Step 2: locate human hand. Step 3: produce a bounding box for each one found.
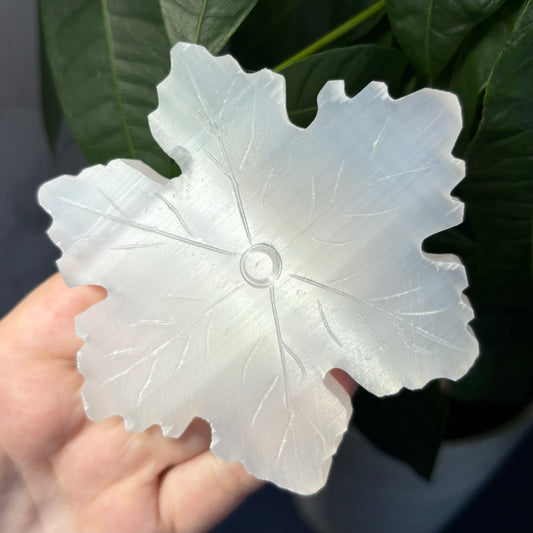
[0,274,261,532]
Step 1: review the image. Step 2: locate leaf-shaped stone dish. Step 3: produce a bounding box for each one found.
[38,43,478,494]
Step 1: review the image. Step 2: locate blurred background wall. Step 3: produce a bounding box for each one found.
[0,0,85,317]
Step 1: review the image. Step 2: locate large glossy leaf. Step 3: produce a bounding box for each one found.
[160,0,258,53]
[40,0,173,176]
[450,1,523,154]
[386,0,507,82]
[230,0,385,70]
[39,10,63,151]
[280,45,407,127]
[463,0,533,309]
[450,0,533,400]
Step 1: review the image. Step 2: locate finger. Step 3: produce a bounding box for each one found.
[49,416,213,503]
[0,273,106,362]
[133,417,214,472]
[330,368,358,396]
[159,450,262,533]
[0,275,106,458]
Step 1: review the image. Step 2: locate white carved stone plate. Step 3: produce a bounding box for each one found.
[38,43,478,494]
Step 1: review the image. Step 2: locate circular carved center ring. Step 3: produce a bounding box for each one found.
[240,244,282,288]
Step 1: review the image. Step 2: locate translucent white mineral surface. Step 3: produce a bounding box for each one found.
[38,43,478,494]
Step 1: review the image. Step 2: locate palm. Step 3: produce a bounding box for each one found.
[0,275,259,533]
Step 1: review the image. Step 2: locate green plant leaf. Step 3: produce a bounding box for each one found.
[450,1,523,154]
[39,9,63,151]
[424,2,523,272]
[230,0,385,70]
[454,0,533,401]
[327,0,387,48]
[353,382,448,479]
[463,0,533,310]
[40,0,173,176]
[280,45,407,127]
[386,0,507,82]
[160,0,258,53]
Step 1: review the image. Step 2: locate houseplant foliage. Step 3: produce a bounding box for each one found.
[39,0,533,479]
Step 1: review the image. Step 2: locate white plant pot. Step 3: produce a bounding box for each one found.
[294,403,533,533]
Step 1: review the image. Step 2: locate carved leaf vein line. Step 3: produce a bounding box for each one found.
[291,274,463,352]
[154,191,192,235]
[241,337,262,383]
[251,375,279,428]
[56,196,236,255]
[185,61,253,244]
[282,342,307,378]
[269,286,290,408]
[317,300,343,347]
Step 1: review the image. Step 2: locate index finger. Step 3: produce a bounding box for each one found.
[0,274,107,362]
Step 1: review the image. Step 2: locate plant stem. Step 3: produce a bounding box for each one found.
[273,0,386,71]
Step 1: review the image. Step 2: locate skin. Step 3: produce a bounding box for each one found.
[0,274,356,532]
